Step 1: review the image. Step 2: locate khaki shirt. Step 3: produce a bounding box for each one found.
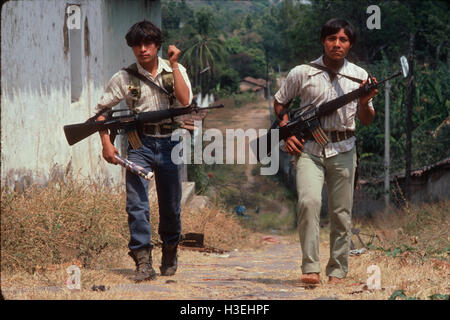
[95,57,193,137]
[274,56,374,158]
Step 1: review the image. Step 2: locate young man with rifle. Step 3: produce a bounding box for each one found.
[274,19,379,285]
[95,20,192,281]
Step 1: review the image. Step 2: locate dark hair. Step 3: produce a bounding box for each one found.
[320,18,356,45]
[125,20,162,48]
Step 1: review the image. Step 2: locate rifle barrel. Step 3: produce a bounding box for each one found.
[203,104,224,110]
[136,104,224,124]
[316,70,403,118]
[375,71,402,87]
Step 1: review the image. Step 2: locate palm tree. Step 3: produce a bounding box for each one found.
[180,10,226,95]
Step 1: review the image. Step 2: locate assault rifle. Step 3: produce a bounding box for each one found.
[257,56,409,159]
[63,102,224,146]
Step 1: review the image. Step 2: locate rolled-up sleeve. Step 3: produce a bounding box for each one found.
[274,66,304,105]
[94,71,127,114]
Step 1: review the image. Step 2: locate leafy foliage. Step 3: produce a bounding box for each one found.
[162,0,449,177]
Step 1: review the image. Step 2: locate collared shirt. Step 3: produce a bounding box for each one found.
[95,57,193,137]
[274,55,374,158]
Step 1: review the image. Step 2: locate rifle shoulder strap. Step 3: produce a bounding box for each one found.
[122,62,175,105]
[308,62,363,84]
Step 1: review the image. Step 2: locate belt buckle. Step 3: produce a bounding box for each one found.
[144,124,158,136]
[160,124,173,135]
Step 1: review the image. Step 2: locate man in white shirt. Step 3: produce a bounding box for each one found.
[95,21,193,281]
[274,18,378,285]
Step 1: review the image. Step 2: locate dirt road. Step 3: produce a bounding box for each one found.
[0,235,344,299]
[3,231,411,300]
[204,98,293,217]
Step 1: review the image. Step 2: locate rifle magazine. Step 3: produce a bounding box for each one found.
[127,130,143,149]
[311,126,330,147]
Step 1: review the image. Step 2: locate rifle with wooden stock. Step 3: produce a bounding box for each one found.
[63,102,224,146]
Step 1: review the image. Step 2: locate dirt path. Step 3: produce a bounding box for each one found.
[3,228,448,300]
[109,238,317,300]
[204,99,292,215]
[2,232,408,300]
[0,236,340,300]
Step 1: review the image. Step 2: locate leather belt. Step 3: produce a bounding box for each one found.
[327,130,355,142]
[141,123,174,136]
[305,130,354,143]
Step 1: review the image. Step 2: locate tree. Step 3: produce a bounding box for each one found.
[180,8,226,95]
[161,0,194,51]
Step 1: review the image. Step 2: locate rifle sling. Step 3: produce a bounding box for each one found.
[308,63,364,84]
[277,63,364,130]
[122,67,172,97]
[122,66,176,133]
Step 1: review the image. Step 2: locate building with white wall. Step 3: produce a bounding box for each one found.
[1,0,162,191]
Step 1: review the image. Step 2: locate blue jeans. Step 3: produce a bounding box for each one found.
[126,135,182,251]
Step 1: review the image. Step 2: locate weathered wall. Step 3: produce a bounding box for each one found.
[1,0,161,191]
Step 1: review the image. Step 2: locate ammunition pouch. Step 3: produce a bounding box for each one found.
[126,129,143,149]
[123,61,176,148]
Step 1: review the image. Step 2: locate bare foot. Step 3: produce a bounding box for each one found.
[328,276,344,285]
[301,273,320,284]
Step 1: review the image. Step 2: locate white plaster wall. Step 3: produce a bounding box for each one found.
[1,0,161,190]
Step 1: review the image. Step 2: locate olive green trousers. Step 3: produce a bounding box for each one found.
[295,147,356,278]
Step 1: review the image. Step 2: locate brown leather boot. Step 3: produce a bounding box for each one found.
[160,243,178,276]
[128,246,157,282]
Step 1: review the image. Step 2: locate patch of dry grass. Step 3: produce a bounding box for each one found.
[1,181,129,273]
[1,180,259,274]
[279,237,450,300]
[355,200,450,261]
[341,199,450,300]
